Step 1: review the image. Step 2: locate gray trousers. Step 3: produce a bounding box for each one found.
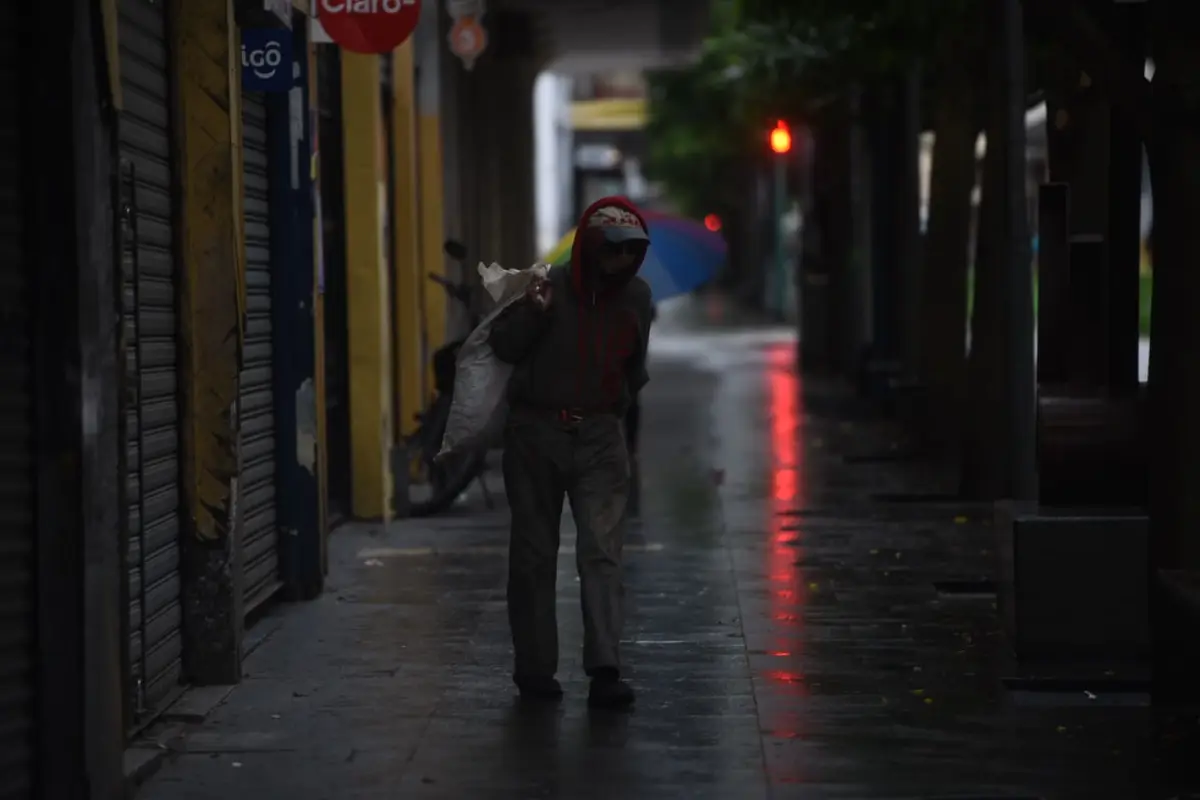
[502,408,630,678]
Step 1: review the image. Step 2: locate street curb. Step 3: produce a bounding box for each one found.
[161,684,237,723]
[121,615,284,791]
[123,723,186,789]
[123,746,164,786]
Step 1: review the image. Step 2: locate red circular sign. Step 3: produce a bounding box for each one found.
[448,17,487,61]
[319,0,422,54]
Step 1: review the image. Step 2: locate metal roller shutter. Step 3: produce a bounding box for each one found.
[118,0,184,724]
[241,92,281,612]
[0,4,35,792]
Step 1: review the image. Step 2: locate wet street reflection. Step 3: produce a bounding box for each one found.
[763,342,810,710]
[136,300,1199,800]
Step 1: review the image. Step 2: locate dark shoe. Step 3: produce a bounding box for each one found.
[513,674,563,701]
[587,669,635,710]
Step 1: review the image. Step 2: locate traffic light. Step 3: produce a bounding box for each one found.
[704,214,722,232]
[769,120,792,155]
[767,122,792,316]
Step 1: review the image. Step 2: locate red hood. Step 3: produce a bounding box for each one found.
[570,196,649,296]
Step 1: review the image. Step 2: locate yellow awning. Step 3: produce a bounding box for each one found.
[570,98,647,131]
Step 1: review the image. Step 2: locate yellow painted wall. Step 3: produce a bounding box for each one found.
[340,53,394,520]
[101,0,122,110]
[169,0,247,679]
[390,44,424,436]
[174,0,245,545]
[417,114,446,392]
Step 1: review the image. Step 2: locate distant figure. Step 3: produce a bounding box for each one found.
[488,197,654,710]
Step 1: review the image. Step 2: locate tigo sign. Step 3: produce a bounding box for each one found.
[241,28,293,92]
[317,0,421,54]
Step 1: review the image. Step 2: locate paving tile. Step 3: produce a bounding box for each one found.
[137,317,1200,800]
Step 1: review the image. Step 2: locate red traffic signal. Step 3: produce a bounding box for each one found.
[769,120,792,155]
[704,214,722,232]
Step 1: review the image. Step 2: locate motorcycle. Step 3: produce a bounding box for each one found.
[398,239,493,517]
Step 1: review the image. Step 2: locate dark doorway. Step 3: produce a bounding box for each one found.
[316,47,351,524]
[380,55,401,446]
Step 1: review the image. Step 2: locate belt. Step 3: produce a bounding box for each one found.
[513,404,616,423]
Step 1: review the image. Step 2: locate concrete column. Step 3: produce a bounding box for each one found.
[340,52,394,521]
[29,0,124,791]
[416,8,450,359]
[439,55,477,337]
[1045,49,1113,388]
[438,9,544,304]
[455,55,538,275]
[534,71,560,256]
[496,58,539,271]
[533,71,575,256]
[436,10,467,265]
[437,13,488,338]
[171,0,245,682]
[1106,1,1148,393]
[555,79,575,239]
[845,92,874,374]
[897,68,923,377]
[866,84,902,367]
[481,64,506,267]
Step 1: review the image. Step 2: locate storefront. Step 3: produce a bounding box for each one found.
[1,1,35,788]
[240,67,283,615]
[117,0,186,730]
[315,44,353,524]
[240,4,325,602]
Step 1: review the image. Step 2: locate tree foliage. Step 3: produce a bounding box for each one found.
[644,0,978,214]
[643,45,756,219]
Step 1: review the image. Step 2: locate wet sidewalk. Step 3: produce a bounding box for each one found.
[138,303,1198,799]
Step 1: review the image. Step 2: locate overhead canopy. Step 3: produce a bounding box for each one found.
[570,97,647,131]
[499,0,708,73]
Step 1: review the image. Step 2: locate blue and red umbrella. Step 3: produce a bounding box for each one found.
[543,209,727,301]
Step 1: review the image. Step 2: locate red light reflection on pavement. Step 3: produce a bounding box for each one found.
[764,341,808,698]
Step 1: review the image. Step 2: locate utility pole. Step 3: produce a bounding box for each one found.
[769,120,792,317]
[999,0,1038,501]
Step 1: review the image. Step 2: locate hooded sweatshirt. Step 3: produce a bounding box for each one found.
[488,196,654,415]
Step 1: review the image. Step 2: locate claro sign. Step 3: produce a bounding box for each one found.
[316,0,422,53]
[321,0,415,11]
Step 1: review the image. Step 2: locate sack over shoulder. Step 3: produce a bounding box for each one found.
[436,263,549,458]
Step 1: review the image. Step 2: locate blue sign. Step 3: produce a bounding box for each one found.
[241,28,293,92]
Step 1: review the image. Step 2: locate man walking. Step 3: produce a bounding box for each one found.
[489,197,654,709]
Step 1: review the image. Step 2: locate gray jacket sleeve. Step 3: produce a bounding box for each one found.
[626,297,653,394]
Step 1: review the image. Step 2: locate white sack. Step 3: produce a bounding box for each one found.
[437,262,550,459]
